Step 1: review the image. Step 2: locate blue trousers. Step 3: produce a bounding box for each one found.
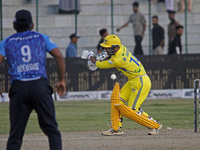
[7,78,62,150]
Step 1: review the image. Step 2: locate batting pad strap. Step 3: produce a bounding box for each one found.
[111,82,120,131]
[119,97,126,103]
[115,104,160,129]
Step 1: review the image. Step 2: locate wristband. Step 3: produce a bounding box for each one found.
[87,54,92,60]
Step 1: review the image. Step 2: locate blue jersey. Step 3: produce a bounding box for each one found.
[0,31,57,83]
[66,42,77,57]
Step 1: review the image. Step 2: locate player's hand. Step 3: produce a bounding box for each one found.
[55,80,66,97]
[116,28,120,32]
[87,60,98,71]
[81,50,94,60]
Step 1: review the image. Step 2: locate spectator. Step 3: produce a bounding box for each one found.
[180,0,193,12]
[168,25,184,54]
[157,0,165,2]
[116,1,146,55]
[0,9,65,150]
[58,0,81,14]
[66,33,80,57]
[167,10,180,52]
[152,15,165,55]
[165,0,174,11]
[151,0,165,3]
[97,28,109,54]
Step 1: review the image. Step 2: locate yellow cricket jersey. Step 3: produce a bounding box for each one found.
[95,45,147,80]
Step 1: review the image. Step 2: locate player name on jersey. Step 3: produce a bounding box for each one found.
[17,63,39,73]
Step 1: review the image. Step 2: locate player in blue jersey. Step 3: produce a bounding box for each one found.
[0,10,66,150]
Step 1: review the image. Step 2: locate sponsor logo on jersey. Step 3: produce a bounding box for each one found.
[111,58,115,62]
[109,60,113,64]
[9,35,40,41]
[134,67,141,73]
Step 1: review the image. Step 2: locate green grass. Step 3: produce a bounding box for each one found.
[0,98,195,135]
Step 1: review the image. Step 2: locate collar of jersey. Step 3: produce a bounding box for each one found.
[114,46,123,56]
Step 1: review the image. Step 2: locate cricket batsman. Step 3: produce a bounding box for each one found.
[81,35,162,135]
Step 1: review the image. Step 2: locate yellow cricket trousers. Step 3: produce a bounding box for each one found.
[118,75,151,127]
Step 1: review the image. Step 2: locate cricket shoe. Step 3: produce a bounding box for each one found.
[102,127,124,136]
[148,124,162,135]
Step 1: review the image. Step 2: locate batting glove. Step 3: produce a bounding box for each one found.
[87,60,98,71]
[81,50,94,60]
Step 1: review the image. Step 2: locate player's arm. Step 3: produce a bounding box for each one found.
[50,48,65,81]
[89,55,115,69]
[95,59,115,69]
[42,34,66,96]
[0,39,6,65]
[0,55,4,65]
[49,48,66,96]
[81,50,116,69]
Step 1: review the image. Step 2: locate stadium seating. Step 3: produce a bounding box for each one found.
[2,0,200,56]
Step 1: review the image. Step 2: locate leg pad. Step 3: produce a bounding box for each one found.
[111,82,120,131]
[115,104,160,129]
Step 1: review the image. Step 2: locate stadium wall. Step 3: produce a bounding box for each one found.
[0,54,199,93]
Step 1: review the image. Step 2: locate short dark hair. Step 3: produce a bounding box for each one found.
[167,10,176,14]
[69,33,80,39]
[132,1,139,7]
[13,9,33,32]
[14,24,32,32]
[99,28,107,37]
[176,25,184,30]
[152,15,158,20]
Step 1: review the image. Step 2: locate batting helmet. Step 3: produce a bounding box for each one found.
[100,35,121,56]
[100,35,121,48]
